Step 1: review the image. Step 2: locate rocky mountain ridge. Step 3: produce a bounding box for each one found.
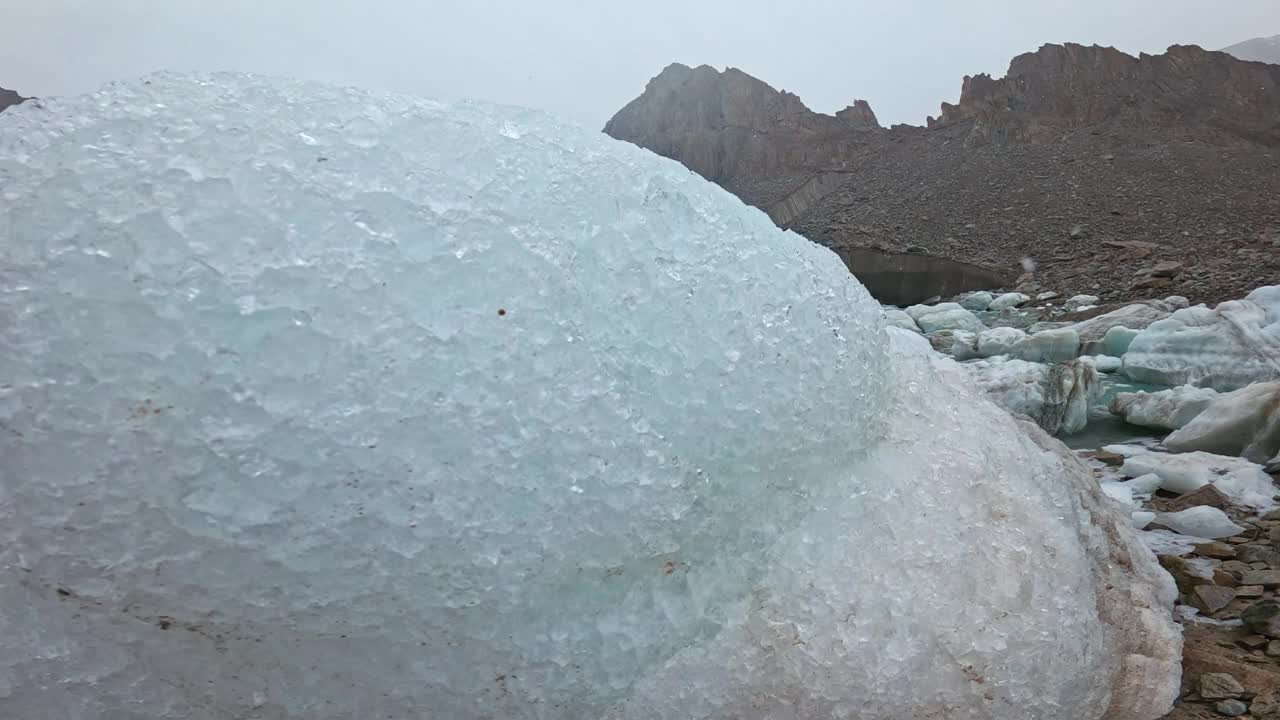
[606,44,1280,305]
[1223,34,1280,65]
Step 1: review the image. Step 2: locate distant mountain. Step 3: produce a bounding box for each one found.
[606,44,1280,306]
[1223,35,1280,64]
[0,86,26,113]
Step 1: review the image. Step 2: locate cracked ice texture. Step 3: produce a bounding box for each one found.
[0,74,1178,719]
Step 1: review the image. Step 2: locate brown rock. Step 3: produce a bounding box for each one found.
[1151,260,1184,278]
[1244,600,1280,638]
[1152,484,1229,513]
[1223,561,1255,576]
[1243,571,1280,588]
[1162,555,1219,594]
[1197,542,1239,559]
[1200,672,1246,699]
[1130,275,1173,291]
[1083,449,1126,466]
[1240,585,1267,598]
[1242,634,1272,649]
[1192,585,1238,614]
[1217,569,1242,587]
[1236,544,1280,566]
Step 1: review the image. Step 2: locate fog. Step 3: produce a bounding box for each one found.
[2,0,1276,128]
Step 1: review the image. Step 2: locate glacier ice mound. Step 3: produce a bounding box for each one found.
[0,73,1179,720]
[1122,286,1280,391]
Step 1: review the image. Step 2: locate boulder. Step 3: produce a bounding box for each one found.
[1109,386,1221,431]
[1164,381,1280,465]
[1122,286,1280,391]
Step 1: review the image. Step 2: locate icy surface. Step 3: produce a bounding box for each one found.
[1122,287,1280,391]
[1165,381,1280,465]
[1110,386,1220,431]
[0,73,1180,720]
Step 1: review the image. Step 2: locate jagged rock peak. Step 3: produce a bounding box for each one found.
[930,43,1280,145]
[836,99,879,127]
[0,85,26,113]
[605,64,881,180]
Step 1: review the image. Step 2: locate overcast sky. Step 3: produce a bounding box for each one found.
[3,1,1276,129]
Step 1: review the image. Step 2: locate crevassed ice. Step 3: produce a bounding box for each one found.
[0,73,1177,720]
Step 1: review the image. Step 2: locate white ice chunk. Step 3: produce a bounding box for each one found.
[916,307,986,334]
[0,72,1181,720]
[1154,507,1245,539]
[882,306,921,332]
[1090,355,1122,373]
[959,291,994,311]
[1132,511,1156,530]
[1122,286,1280,391]
[1103,326,1141,358]
[1123,474,1165,496]
[1121,450,1276,509]
[1140,529,1210,555]
[1110,386,1220,431]
[1014,327,1081,364]
[977,326,1028,357]
[1165,381,1280,464]
[905,301,965,321]
[990,292,1030,311]
[1100,482,1137,507]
